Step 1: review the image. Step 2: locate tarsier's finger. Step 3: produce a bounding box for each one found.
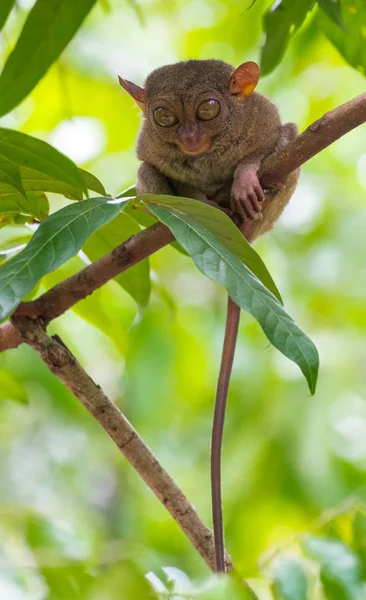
[249,190,263,213]
[242,197,259,220]
[254,184,265,201]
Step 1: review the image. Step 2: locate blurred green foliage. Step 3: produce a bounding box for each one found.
[0,0,366,598]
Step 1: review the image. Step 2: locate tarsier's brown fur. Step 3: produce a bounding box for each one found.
[119,58,299,572]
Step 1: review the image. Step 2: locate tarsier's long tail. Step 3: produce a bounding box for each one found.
[211,297,241,572]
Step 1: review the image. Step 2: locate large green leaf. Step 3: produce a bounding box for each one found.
[83,213,151,311]
[145,195,319,394]
[18,166,83,200]
[318,0,366,75]
[271,558,309,600]
[0,166,107,201]
[0,197,125,321]
[0,187,49,221]
[317,0,345,29]
[0,158,26,198]
[0,0,14,33]
[142,195,282,302]
[0,0,98,116]
[303,536,364,600]
[0,129,86,194]
[261,0,316,75]
[81,169,107,197]
[25,192,49,222]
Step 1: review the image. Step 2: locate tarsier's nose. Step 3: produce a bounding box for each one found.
[177,124,209,155]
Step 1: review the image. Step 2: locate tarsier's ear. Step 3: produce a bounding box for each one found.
[229,61,260,98]
[118,76,145,109]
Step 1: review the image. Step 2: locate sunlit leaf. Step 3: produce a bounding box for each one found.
[261,0,316,75]
[318,0,366,75]
[88,561,159,599]
[0,187,49,221]
[303,535,364,600]
[26,192,49,221]
[271,557,309,600]
[0,368,28,404]
[81,169,108,197]
[83,212,151,311]
[0,225,32,253]
[0,0,98,116]
[0,158,26,198]
[352,512,366,579]
[0,129,86,194]
[146,195,319,394]
[0,197,125,321]
[199,573,257,599]
[40,566,94,598]
[0,0,14,33]
[18,166,83,200]
[317,0,345,29]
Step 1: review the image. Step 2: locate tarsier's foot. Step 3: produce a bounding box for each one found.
[231,168,264,221]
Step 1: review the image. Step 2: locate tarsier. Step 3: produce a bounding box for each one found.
[119,59,298,572]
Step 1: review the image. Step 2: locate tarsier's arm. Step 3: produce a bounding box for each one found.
[240,122,299,239]
[137,162,173,195]
[138,162,208,202]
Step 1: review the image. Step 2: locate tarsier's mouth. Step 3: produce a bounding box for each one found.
[177,141,211,156]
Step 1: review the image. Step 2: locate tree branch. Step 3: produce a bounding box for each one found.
[1,92,365,352]
[260,92,366,187]
[12,315,233,572]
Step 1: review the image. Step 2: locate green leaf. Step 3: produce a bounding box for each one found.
[317,0,345,29]
[0,368,28,404]
[81,168,108,196]
[0,129,86,194]
[0,158,26,198]
[0,0,14,33]
[83,213,151,311]
[26,192,49,221]
[200,573,257,600]
[18,166,104,200]
[271,558,309,600]
[0,225,32,253]
[0,187,49,221]
[0,0,98,117]
[0,197,126,321]
[18,166,83,200]
[0,186,28,215]
[145,195,319,394]
[303,536,364,600]
[143,195,282,302]
[116,185,137,199]
[89,561,159,600]
[318,0,366,75]
[261,0,316,75]
[352,512,366,579]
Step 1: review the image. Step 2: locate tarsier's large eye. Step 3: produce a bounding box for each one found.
[196,99,221,121]
[153,107,178,127]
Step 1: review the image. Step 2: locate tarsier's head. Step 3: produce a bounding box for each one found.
[118,60,260,156]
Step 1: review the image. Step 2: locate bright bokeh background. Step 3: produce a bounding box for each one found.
[1,0,366,597]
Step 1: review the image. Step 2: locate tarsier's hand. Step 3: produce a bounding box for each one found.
[231,165,264,221]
